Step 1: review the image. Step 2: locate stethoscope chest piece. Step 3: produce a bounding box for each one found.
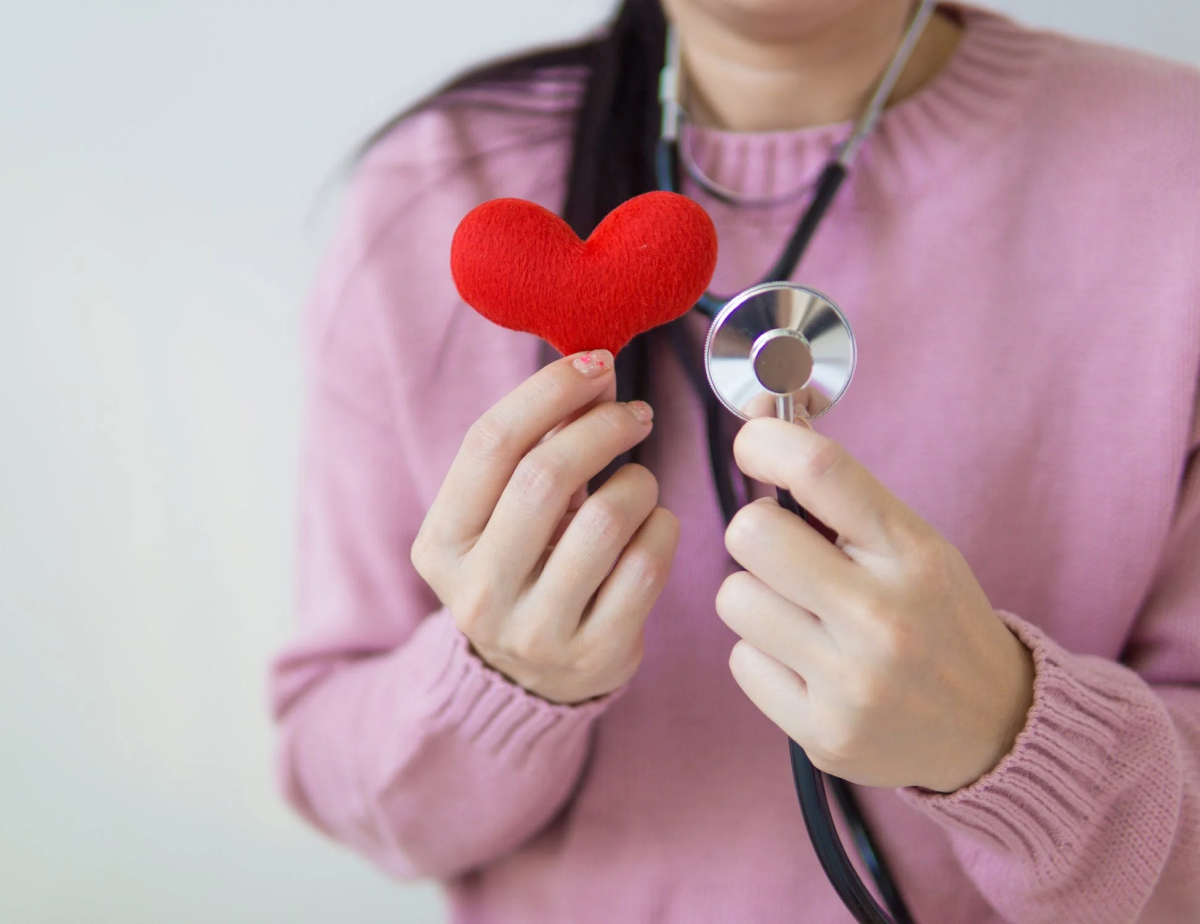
[703,282,856,423]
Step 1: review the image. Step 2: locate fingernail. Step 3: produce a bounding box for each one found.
[628,400,653,424]
[571,350,613,376]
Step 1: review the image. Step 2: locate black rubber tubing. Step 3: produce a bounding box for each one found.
[779,486,915,924]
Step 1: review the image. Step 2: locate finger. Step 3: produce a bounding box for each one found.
[475,399,654,582]
[732,417,925,558]
[427,350,617,549]
[575,506,679,650]
[724,498,860,617]
[532,463,659,624]
[715,570,835,679]
[728,639,813,745]
[546,483,589,548]
[540,380,615,445]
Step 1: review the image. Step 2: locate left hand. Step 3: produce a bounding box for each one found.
[717,417,1035,793]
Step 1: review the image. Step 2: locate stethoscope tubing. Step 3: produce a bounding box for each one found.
[778,488,916,924]
[653,143,847,320]
[660,122,915,921]
[656,6,939,919]
[657,77,919,924]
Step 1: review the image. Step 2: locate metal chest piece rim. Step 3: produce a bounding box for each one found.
[703,281,857,423]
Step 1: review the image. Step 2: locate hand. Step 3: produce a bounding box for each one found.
[716,417,1035,793]
[411,350,680,705]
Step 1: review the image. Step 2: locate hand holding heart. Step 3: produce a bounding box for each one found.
[719,416,1036,793]
[411,352,680,706]
[426,192,708,704]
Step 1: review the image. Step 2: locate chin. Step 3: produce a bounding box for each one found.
[663,0,898,44]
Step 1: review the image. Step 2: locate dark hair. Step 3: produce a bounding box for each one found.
[361,0,666,242]
[362,0,683,485]
[556,0,668,478]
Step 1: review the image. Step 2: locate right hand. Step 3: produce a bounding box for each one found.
[411,350,680,705]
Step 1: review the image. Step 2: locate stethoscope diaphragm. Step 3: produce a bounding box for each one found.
[703,282,856,423]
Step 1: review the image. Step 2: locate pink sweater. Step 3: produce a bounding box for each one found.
[271,6,1200,922]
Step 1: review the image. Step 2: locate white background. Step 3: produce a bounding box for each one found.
[1,2,1196,923]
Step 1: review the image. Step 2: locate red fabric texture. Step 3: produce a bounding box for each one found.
[450,191,718,356]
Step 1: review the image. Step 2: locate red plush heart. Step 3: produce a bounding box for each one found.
[450,191,718,357]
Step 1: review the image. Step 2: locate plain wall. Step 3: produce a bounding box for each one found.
[0,3,1195,922]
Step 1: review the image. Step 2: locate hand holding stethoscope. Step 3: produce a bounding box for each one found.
[698,280,1036,923]
[716,405,1036,796]
[704,284,1034,796]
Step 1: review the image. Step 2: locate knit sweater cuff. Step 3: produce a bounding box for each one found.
[897,609,1169,876]
[413,607,620,761]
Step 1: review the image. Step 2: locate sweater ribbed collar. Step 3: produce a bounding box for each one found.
[679,4,1057,204]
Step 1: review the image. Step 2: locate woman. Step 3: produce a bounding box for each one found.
[270,1,1200,921]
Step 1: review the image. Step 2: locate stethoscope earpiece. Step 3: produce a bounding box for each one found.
[703,282,856,425]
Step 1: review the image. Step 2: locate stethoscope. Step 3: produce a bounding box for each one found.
[655,3,939,923]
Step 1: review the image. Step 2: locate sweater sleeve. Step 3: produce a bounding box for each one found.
[899,419,1200,922]
[268,157,615,881]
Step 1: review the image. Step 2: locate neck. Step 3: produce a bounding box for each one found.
[666,3,963,133]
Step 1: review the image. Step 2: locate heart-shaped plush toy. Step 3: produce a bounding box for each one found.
[450,191,718,357]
